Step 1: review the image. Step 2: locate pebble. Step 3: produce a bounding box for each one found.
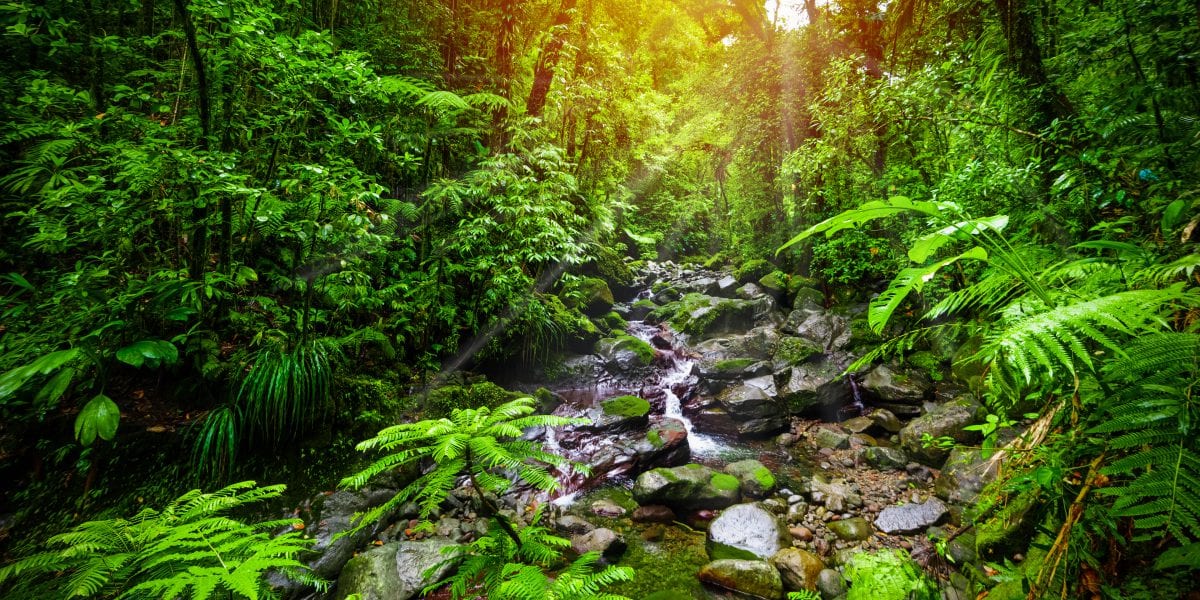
[788,494,802,504]
[790,526,814,541]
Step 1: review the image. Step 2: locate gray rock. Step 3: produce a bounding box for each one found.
[771,547,825,592]
[308,488,398,580]
[698,559,784,599]
[594,336,656,373]
[571,527,626,562]
[934,446,998,505]
[862,364,931,403]
[817,568,847,599]
[590,499,627,518]
[335,538,456,600]
[707,503,791,560]
[860,446,908,470]
[774,356,850,417]
[717,275,739,295]
[874,498,949,534]
[724,459,778,498]
[719,384,782,419]
[868,408,903,433]
[813,427,850,450]
[899,395,986,465]
[827,517,873,541]
[783,309,852,352]
[556,515,595,534]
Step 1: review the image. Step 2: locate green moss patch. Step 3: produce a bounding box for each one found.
[713,358,757,373]
[752,466,776,490]
[710,472,740,492]
[602,395,651,418]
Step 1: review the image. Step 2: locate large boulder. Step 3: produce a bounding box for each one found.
[707,503,791,560]
[569,277,616,317]
[899,395,986,465]
[774,356,850,418]
[633,463,740,510]
[874,498,949,535]
[581,395,651,433]
[623,416,691,470]
[335,538,457,600]
[594,335,657,373]
[681,298,760,339]
[783,308,852,352]
[303,487,399,581]
[771,547,825,592]
[698,559,784,600]
[861,364,932,404]
[934,446,999,505]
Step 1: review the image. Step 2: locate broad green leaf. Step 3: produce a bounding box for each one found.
[777,197,948,255]
[164,306,198,321]
[908,215,1009,263]
[869,246,989,334]
[0,349,78,400]
[116,340,179,369]
[623,228,657,245]
[1161,199,1186,234]
[35,367,74,408]
[75,394,120,446]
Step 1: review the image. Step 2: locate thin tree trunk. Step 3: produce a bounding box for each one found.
[526,0,577,119]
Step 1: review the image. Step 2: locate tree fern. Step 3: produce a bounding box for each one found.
[0,482,319,599]
[491,553,633,600]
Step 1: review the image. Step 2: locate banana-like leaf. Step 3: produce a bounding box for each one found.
[0,348,79,400]
[115,340,179,369]
[907,215,1008,262]
[869,246,989,334]
[777,197,947,255]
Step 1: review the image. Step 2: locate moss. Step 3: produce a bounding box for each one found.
[976,488,1040,554]
[752,466,776,490]
[619,335,656,365]
[774,336,821,367]
[758,270,788,292]
[602,395,651,418]
[844,549,938,600]
[906,351,945,382]
[601,311,628,332]
[713,358,757,373]
[593,245,635,289]
[565,277,615,316]
[422,381,520,418]
[709,472,740,492]
[632,298,657,310]
[678,299,755,338]
[734,258,773,283]
[646,429,664,449]
[704,252,729,269]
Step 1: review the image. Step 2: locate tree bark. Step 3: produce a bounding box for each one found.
[525,0,577,119]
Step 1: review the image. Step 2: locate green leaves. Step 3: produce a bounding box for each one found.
[777,196,947,255]
[74,394,119,446]
[115,339,179,368]
[869,246,988,334]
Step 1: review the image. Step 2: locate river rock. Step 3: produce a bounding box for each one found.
[719,384,781,419]
[774,355,850,418]
[899,395,986,465]
[335,538,456,600]
[874,498,948,534]
[556,515,596,534]
[810,476,863,512]
[817,568,848,599]
[580,395,651,433]
[813,427,850,450]
[827,517,873,541]
[707,503,791,560]
[591,499,627,518]
[633,463,740,510]
[860,446,908,470]
[862,364,931,403]
[624,416,690,470]
[724,459,778,498]
[771,547,825,591]
[632,505,676,523]
[305,487,398,580]
[698,559,784,600]
[594,335,656,372]
[571,527,626,562]
[868,408,904,433]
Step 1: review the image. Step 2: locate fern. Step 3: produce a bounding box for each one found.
[0,482,319,599]
[341,397,589,540]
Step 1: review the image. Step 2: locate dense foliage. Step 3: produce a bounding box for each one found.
[1,0,1197,597]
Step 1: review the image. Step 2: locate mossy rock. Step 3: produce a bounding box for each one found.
[773,336,822,368]
[602,395,651,418]
[677,299,756,339]
[758,270,789,300]
[709,472,740,492]
[734,258,773,284]
[791,285,826,310]
[566,277,616,317]
[594,335,657,370]
[704,252,730,269]
[592,245,636,292]
[596,311,628,335]
[843,549,938,600]
[723,459,777,498]
[847,316,883,349]
[335,375,406,431]
[713,358,758,373]
[975,487,1040,555]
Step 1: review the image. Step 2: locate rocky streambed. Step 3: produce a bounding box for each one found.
[296,262,1002,600]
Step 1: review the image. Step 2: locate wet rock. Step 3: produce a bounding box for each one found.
[632,505,676,523]
[862,364,931,403]
[771,547,825,592]
[791,286,825,311]
[783,308,852,352]
[707,503,791,560]
[868,408,903,433]
[874,498,948,534]
[841,416,876,434]
[712,384,789,438]
[724,459,778,498]
[695,357,772,381]
[307,487,398,580]
[698,559,784,600]
[860,446,908,470]
[580,395,651,433]
[848,433,878,447]
[624,416,690,470]
[591,499,627,518]
[594,335,656,372]
[899,395,986,465]
[570,277,615,317]
[571,527,627,562]
[774,355,851,418]
[817,568,847,599]
[827,517,873,541]
[934,446,998,505]
[556,515,595,534]
[335,538,456,600]
[633,463,740,510]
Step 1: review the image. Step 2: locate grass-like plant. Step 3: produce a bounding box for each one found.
[340,396,589,544]
[0,481,319,599]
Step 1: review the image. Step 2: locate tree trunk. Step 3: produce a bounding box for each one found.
[525,0,577,119]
